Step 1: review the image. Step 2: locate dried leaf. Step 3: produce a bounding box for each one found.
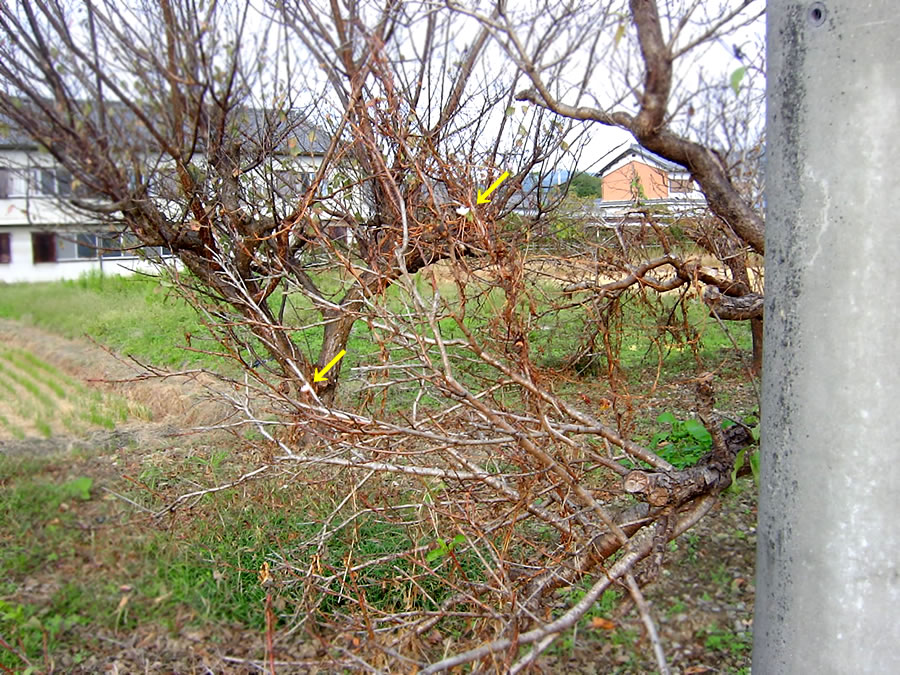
[590,616,616,630]
[258,561,272,586]
[152,591,172,605]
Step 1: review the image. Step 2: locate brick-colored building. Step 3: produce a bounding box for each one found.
[596,144,703,203]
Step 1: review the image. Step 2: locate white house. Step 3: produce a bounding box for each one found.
[0,120,176,283]
[0,114,331,283]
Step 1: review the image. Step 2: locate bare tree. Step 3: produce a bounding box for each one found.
[0,0,761,671]
[0,0,567,401]
[452,0,766,373]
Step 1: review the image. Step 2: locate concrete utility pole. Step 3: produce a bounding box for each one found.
[755,2,900,672]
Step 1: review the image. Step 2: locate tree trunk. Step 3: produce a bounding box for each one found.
[315,297,362,405]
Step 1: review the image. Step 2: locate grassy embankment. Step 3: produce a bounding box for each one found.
[0,267,753,378]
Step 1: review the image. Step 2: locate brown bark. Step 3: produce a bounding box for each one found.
[514,1,765,254]
[703,286,764,320]
[623,423,753,507]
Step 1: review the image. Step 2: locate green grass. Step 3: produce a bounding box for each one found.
[0,470,94,576]
[0,271,215,369]
[0,348,70,399]
[0,442,477,654]
[1,268,752,413]
[0,361,55,409]
[0,595,88,671]
[0,411,25,439]
[702,623,752,656]
[4,345,87,393]
[0,450,282,659]
[0,347,148,437]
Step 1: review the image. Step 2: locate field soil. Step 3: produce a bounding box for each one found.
[0,318,228,446]
[0,319,757,673]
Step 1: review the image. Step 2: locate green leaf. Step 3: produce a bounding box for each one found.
[450,534,466,548]
[426,538,449,563]
[730,66,747,95]
[749,451,760,483]
[683,419,711,444]
[63,476,93,501]
[505,106,515,117]
[613,22,626,48]
[656,411,677,425]
[728,448,746,491]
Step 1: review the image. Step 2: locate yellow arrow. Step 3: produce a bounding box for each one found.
[314,349,346,383]
[476,171,510,204]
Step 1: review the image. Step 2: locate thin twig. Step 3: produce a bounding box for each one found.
[625,573,670,675]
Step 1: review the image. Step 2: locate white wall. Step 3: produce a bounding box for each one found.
[0,227,171,282]
[0,148,332,283]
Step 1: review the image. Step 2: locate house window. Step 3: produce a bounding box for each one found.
[121,232,142,256]
[40,169,56,195]
[274,169,318,199]
[73,179,101,199]
[56,170,72,196]
[56,232,99,261]
[99,233,123,257]
[2,167,31,198]
[670,177,695,193]
[77,233,98,258]
[32,232,57,263]
[38,168,73,196]
[56,234,79,261]
[0,233,10,264]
